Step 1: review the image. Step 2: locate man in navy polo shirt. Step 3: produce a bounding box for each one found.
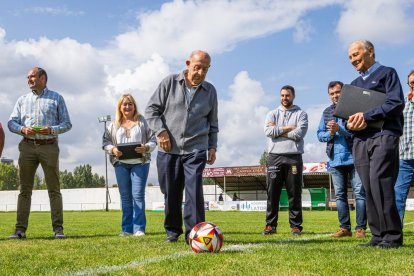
[347,40,404,248]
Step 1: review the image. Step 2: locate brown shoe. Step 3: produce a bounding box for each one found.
[332,228,352,237]
[262,225,276,235]
[291,227,302,236]
[355,228,366,238]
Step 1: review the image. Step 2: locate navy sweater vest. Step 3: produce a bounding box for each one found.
[350,65,404,138]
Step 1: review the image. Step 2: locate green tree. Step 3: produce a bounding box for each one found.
[73,164,92,188]
[0,163,19,190]
[33,173,46,190]
[60,170,76,189]
[69,164,105,188]
[203,177,216,185]
[92,173,105,188]
[259,150,268,166]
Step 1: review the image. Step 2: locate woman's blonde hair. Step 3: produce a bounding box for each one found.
[115,94,141,128]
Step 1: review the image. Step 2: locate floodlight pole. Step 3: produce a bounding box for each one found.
[99,115,111,212]
[104,120,109,212]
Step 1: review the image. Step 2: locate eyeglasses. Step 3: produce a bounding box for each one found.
[192,64,210,73]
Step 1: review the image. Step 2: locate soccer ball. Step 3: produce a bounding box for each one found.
[188,222,223,253]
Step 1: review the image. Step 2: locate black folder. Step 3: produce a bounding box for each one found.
[117,142,143,160]
[333,84,386,129]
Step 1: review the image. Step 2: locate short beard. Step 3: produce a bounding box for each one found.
[281,101,293,108]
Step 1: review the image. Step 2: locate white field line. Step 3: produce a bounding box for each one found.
[62,233,332,276]
[61,220,414,275]
[61,252,193,276]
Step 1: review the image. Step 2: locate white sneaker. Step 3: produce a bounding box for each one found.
[119,232,133,237]
[134,231,145,236]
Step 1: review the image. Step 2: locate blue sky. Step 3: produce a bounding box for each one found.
[1,0,414,184]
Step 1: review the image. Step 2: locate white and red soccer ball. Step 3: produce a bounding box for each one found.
[188,222,223,253]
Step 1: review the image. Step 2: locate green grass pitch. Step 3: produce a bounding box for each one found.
[0,210,413,275]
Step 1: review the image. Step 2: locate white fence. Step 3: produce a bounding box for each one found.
[0,186,221,212]
[2,187,413,212]
[0,188,120,212]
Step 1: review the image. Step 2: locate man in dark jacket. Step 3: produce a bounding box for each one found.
[347,40,404,248]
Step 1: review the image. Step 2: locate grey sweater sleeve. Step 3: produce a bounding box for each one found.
[208,86,219,150]
[144,77,170,136]
[286,110,308,141]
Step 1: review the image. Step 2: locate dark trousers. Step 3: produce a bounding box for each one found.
[157,150,207,237]
[353,135,402,244]
[265,153,303,230]
[16,140,63,232]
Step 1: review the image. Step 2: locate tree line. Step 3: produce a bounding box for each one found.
[0,163,105,191]
[1,150,269,190]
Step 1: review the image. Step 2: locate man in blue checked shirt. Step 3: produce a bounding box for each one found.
[8,67,72,240]
[394,70,414,225]
[0,122,4,157]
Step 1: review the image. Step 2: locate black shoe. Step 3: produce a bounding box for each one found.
[359,240,380,247]
[377,241,402,249]
[8,230,26,240]
[54,229,66,239]
[262,225,276,235]
[185,234,190,245]
[165,235,179,242]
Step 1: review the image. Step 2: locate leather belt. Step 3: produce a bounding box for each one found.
[23,137,57,145]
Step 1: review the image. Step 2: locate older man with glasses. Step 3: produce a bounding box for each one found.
[347,40,404,249]
[394,70,414,225]
[145,50,218,244]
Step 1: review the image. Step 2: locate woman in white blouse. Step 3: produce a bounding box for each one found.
[103,94,156,236]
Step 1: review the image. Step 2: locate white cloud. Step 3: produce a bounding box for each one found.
[304,104,326,135]
[214,71,270,167]
[6,0,411,186]
[336,0,413,44]
[104,53,171,112]
[113,0,341,63]
[303,142,327,163]
[24,6,85,16]
[293,20,314,43]
[11,37,104,95]
[302,104,330,162]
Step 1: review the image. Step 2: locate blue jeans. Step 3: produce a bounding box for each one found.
[395,159,414,224]
[114,162,150,233]
[330,165,366,230]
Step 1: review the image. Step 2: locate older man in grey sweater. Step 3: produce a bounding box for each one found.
[145,50,218,243]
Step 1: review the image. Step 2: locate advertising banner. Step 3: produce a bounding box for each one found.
[203,163,328,178]
[239,201,267,211]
